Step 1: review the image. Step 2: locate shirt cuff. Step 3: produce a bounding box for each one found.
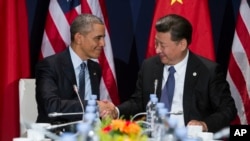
[115,107,120,119]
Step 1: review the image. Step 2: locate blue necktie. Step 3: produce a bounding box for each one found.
[79,62,86,100]
[160,66,176,111]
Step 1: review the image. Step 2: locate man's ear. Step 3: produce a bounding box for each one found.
[179,39,188,51]
[74,32,83,44]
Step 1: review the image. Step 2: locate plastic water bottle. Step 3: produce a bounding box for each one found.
[146,94,156,126]
[87,99,100,119]
[146,94,158,136]
[154,102,166,123]
[174,126,190,141]
[86,105,96,114]
[162,117,178,141]
[77,122,91,141]
[153,108,168,141]
[151,102,166,138]
[91,94,100,119]
[90,94,97,100]
[59,132,77,141]
[83,113,99,141]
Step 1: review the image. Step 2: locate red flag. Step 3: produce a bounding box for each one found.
[41,0,120,105]
[0,0,31,140]
[227,0,250,124]
[146,0,215,61]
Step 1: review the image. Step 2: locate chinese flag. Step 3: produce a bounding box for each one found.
[0,0,31,140]
[146,0,215,61]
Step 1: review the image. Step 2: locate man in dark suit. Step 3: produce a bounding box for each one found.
[35,14,113,124]
[112,14,237,133]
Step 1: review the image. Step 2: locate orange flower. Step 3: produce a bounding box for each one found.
[99,118,148,141]
[111,119,125,131]
[122,121,141,134]
[110,119,141,135]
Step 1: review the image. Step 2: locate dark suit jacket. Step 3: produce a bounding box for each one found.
[118,51,237,133]
[35,48,101,124]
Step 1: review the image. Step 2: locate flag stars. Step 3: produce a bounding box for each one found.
[171,0,183,5]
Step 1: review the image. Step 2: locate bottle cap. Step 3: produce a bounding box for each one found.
[156,102,165,109]
[150,94,157,99]
[90,94,97,100]
[159,108,168,116]
[87,100,96,106]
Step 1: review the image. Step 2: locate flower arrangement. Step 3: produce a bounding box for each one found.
[98,118,148,141]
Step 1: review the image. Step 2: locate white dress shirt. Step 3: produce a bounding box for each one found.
[162,51,189,128]
[69,46,92,100]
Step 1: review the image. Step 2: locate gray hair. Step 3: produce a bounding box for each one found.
[70,14,104,41]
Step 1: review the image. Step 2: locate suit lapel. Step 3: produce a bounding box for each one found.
[183,52,200,124]
[87,60,100,97]
[61,48,77,86]
[153,56,164,98]
[59,49,100,98]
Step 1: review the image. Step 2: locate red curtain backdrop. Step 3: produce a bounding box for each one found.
[0,0,31,140]
[146,0,215,61]
[227,0,250,125]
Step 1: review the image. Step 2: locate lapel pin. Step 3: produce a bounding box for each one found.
[93,72,96,76]
[193,72,197,76]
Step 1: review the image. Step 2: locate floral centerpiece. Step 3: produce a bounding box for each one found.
[98,118,148,141]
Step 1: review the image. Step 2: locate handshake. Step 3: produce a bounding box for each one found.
[97,100,118,119]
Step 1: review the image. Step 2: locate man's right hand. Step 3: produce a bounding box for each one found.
[97,100,118,119]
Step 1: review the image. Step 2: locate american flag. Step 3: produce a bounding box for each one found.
[41,0,120,105]
[226,0,250,124]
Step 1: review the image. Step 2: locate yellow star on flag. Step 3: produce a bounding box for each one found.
[171,0,183,5]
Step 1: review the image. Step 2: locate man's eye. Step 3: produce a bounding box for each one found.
[95,36,102,40]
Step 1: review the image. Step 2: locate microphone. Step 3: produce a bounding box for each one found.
[48,112,84,117]
[154,79,158,94]
[46,120,83,130]
[167,111,183,115]
[47,85,85,118]
[73,84,84,113]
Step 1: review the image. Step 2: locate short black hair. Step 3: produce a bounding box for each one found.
[155,14,192,45]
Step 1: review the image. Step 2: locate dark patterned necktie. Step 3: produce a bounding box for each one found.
[160,66,176,111]
[79,62,86,100]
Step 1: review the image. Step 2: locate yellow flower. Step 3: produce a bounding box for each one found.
[111,119,125,131]
[110,119,141,135]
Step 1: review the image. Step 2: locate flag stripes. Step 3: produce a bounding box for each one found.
[227,0,250,124]
[85,0,120,105]
[45,14,66,52]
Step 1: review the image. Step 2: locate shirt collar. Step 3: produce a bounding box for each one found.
[164,50,189,74]
[69,46,85,69]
